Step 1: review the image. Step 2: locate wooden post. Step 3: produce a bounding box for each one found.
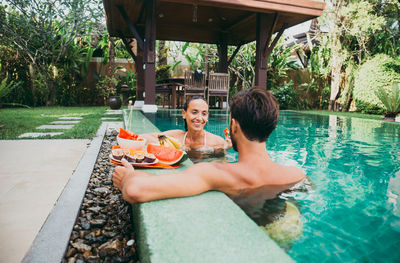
[143,0,156,108]
[255,13,269,89]
[136,47,145,101]
[217,34,228,73]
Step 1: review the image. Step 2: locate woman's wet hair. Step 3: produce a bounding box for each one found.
[229,87,279,142]
[183,96,208,131]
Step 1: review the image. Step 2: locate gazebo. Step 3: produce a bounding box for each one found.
[103,0,325,112]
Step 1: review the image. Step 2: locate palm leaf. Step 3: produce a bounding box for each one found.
[374,83,400,113]
[0,77,14,99]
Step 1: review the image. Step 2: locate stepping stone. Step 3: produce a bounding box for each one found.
[18,132,63,138]
[101,117,120,120]
[104,110,122,115]
[36,125,74,130]
[59,117,83,120]
[51,120,80,124]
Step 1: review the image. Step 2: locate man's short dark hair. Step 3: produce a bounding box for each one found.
[229,87,279,142]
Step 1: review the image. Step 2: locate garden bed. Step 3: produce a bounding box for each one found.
[62,130,137,263]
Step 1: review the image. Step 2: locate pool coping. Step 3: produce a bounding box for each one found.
[126,109,294,263]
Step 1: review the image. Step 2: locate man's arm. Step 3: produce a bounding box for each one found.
[113,159,230,204]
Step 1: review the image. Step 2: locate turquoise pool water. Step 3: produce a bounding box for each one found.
[144,110,400,262]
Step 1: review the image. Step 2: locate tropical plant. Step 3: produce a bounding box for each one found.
[118,69,137,102]
[0,0,103,106]
[271,80,299,109]
[0,77,14,103]
[182,42,205,70]
[353,54,400,114]
[228,42,256,92]
[0,77,29,108]
[374,82,400,118]
[267,41,299,90]
[96,75,119,104]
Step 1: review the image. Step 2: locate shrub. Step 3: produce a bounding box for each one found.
[374,82,400,118]
[271,81,299,110]
[353,54,400,114]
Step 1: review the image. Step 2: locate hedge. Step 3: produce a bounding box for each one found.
[353,54,400,114]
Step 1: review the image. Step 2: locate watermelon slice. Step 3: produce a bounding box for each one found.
[147,144,187,165]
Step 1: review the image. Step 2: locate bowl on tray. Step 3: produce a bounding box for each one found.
[116,135,147,150]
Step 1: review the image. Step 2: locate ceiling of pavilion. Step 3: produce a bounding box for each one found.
[103,0,325,46]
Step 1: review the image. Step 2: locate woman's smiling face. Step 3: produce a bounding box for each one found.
[182,99,209,132]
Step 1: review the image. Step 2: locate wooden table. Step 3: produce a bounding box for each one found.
[157,77,184,109]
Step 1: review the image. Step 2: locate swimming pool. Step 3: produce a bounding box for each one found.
[144,110,400,262]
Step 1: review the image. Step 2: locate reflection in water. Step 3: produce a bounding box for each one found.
[387,170,400,232]
[350,118,382,144]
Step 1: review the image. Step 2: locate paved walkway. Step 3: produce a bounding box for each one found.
[0,139,90,263]
[0,109,124,262]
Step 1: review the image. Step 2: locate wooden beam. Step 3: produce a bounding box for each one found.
[116,4,144,50]
[296,50,307,68]
[159,0,325,17]
[224,14,256,33]
[263,12,279,57]
[121,37,137,62]
[264,23,288,58]
[227,43,243,67]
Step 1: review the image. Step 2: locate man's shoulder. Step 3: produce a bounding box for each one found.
[280,165,305,184]
[190,162,236,182]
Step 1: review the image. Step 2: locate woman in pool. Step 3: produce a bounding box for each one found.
[140,96,231,154]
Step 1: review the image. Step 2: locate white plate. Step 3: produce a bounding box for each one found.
[109,154,158,166]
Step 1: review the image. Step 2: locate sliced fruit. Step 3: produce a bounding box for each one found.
[119,128,141,140]
[147,144,187,165]
[112,148,124,160]
[166,136,182,149]
[224,128,230,138]
[158,135,175,149]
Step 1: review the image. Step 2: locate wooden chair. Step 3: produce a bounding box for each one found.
[183,70,206,102]
[155,84,172,108]
[207,72,229,109]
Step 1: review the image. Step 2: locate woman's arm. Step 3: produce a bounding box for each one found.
[207,132,232,150]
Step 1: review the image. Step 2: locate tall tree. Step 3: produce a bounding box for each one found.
[0,0,103,105]
[318,0,385,111]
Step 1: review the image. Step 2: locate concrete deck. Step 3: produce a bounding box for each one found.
[0,139,89,263]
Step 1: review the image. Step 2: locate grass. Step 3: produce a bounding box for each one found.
[293,110,384,120]
[0,106,123,139]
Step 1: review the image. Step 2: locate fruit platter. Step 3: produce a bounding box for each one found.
[110,148,158,166]
[110,128,187,168]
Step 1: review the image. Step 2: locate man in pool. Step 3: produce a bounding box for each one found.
[112,87,305,205]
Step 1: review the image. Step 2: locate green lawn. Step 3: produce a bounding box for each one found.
[0,106,123,139]
[294,110,384,120]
